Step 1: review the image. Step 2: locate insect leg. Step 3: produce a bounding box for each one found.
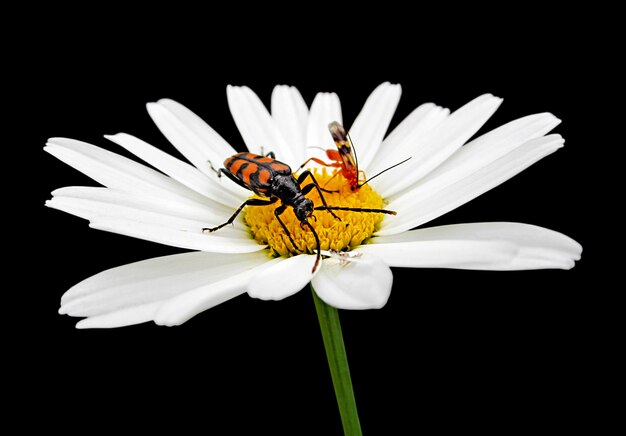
[357,170,367,186]
[300,182,340,220]
[298,171,341,220]
[203,197,278,232]
[294,157,340,174]
[208,161,221,176]
[320,169,341,189]
[214,168,253,191]
[299,171,341,220]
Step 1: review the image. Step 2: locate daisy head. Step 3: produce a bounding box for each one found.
[46,82,582,328]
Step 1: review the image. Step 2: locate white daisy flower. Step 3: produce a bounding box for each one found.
[45,82,582,328]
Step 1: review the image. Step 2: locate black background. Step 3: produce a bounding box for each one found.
[13,8,614,435]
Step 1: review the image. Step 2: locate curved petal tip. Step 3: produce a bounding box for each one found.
[311,253,393,310]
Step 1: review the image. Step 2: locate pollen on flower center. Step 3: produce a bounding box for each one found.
[244,169,385,257]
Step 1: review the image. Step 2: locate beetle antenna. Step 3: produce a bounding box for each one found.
[305,221,322,273]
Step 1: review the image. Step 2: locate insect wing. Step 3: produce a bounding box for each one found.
[328,121,357,173]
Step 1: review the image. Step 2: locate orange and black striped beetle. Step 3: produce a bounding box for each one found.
[296,121,410,191]
[203,151,396,272]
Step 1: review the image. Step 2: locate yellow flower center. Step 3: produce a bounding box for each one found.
[244,169,385,257]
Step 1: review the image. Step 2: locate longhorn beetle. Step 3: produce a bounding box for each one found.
[296,121,411,191]
[203,152,397,272]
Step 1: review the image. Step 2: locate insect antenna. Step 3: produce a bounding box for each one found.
[356,157,412,188]
[346,131,411,190]
[304,221,322,273]
[347,131,360,175]
[314,206,397,215]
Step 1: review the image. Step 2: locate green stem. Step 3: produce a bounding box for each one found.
[311,286,362,436]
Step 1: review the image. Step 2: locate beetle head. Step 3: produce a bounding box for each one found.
[294,197,314,223]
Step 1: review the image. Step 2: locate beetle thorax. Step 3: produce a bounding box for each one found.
[271,174,301,201]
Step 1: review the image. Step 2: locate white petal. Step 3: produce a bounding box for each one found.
[106,133,244,208]
[227,85,296,165]
[89,216,265,253]
[311,254,392,310]
[62,251,265,309]
[348,82,402,170]
[374,94,503,198]
[157,98,237,157]
[49,186,230,222]
[377,103,449,155]
[146,101,250,200]
[76,302,161,329]
[154,257,272,326]
[360,238,517,269]
[46,187,249,239]
[379,134,565,235]
[379,113,560,231]
[247,254,316,300]
[61,251,269,328]
[271,85,309,163]
[147,100,233,168]
[362,222,582,270]
[305,92,343,168]
[45,137,210,204]
[154,279,246,327]
[423,113,561,179]
[366,103,449,177]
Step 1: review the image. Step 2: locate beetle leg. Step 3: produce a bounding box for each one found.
[214,167,253,191]
[208,161,221,176]
[259,147,275,158]
[208,163,237,183]
[298,170,341,220]
[301,183,340,220]
[274,204,301,252]
[208,162,256,192]
[298,170,337,194]
[203,197,278,232]
[318,186,338,194]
